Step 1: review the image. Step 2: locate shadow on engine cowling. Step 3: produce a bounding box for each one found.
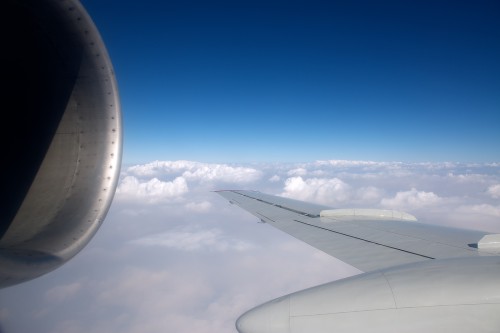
[0,0,122,288]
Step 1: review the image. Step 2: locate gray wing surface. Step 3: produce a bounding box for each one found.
[217,190,497,272]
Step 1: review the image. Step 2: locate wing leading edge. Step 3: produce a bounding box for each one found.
[217,190,497,272]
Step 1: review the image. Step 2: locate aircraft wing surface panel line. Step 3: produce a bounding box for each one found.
[217,190,492,272]
[291,218,435,259]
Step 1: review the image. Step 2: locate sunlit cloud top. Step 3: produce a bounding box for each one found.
[2,159,499,333]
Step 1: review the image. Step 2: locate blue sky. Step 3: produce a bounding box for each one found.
[81,0,500,163]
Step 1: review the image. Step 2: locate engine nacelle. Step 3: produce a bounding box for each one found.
[0,0,122,287]
[236,256,500,333]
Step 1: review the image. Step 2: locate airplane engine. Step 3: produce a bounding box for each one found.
[236,256,500,333]
[0,0,122,287]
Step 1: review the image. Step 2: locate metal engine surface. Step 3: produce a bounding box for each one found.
[0,0,122,287]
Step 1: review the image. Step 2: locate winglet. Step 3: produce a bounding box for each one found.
[477,234,500,251]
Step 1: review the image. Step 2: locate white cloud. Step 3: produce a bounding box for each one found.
[131,227,253,252]
[184,201,212,212]
[457,204,500,217]
[116,176,188,203]
[126,160,197,177]
[355,186,384,204]
[282,176,351,205]
[269,175,280,182]
[44,282,82,304]
[181,164,261,183]
[126,160,261,184]
[2,160,500,333]
[287,167,307,176]
[314,160,385,167]
[93,267,218,333]
[487,184,500,199]
[380,188,442,210]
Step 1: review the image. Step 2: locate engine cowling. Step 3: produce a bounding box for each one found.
[0,0,122,287]
[236,256,500,333]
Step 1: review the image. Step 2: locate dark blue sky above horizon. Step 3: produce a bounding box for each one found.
[82,0,500,164]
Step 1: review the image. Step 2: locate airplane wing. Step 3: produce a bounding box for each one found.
[217,190,498,272]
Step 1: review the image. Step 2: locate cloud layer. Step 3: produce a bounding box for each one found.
[1,160,499,333]
[116,161,263,204]
[132,227,253,252]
